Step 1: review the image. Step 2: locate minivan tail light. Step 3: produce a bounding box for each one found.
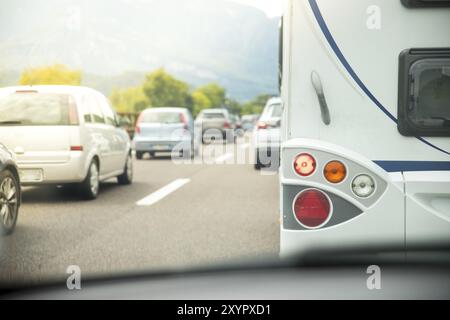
[293,189,331,229]
[15,90,38,94]
[68,97,79,125]
[135,113,143,134]
[223,121,230,129]
[70,146,83,151]
[179,113,189,130]
[293,153,316,177]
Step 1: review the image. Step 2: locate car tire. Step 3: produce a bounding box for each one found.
[79,160,100,200]
[118,153,133,185]
[254,150,262,170]
[226,131,235,144]
[190,141,196,159]
[136,152,144,160]
[0,169,20,236]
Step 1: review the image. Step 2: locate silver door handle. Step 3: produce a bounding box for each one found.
[311,70,331,125]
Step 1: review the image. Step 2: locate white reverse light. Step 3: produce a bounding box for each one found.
[351,174,376,198]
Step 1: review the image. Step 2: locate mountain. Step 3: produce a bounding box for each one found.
[0,0,280,101]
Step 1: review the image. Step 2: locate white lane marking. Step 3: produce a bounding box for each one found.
[215,152,233,163]
[136,179,190,206]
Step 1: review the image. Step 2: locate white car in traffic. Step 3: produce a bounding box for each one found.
[0,85,133,199]
[254,97,282,170]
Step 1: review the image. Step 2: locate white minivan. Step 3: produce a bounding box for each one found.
[0,85,133,199]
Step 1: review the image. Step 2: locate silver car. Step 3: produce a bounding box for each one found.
[133,107,194,159]
[0,85,133,200]
[253,97,282,170]
[195,108,236,143]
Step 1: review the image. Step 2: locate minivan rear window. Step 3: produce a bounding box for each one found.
[0,92,76,126]
[140,111,181,124]
[200,112,225,119]
[261,103,282,120]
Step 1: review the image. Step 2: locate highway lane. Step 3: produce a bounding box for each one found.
[0,137,280,285]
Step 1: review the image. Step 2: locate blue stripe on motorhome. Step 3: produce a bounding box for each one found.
[374,161,450,172]
[308,0,450,156]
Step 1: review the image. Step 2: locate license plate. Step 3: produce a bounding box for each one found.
[153,145,168,150]
[19,169,43,182]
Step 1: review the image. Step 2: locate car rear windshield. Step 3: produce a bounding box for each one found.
[200,112,225,119]
[262,103,282,119]
[0,92,76,126]
[140,111,181,124]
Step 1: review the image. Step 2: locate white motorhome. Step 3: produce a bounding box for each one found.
[279,0,450,255]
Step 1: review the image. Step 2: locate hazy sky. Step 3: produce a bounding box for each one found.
[230,0,282,18]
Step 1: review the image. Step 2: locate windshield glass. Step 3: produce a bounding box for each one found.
[140,111,181,124]
[0,93,75,126]
[0,0,447,301]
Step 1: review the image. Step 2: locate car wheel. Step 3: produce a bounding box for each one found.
[0,170,20,236]
[136,152,144,160]
[118,153,133,185]
[226,131,235,144]
[191,141,196,159]
[80,160,100,200]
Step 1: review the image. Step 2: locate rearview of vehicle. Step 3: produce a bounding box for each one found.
[0,86,133,200]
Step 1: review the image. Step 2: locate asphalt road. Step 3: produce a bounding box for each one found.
[0,135,280,286]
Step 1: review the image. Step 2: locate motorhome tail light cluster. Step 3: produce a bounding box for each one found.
[293,153,316,176]
[324,160,346,184]
[352,174,376,198]
[293,189,331,229]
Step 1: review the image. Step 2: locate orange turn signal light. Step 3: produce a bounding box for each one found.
[324,160,346,183]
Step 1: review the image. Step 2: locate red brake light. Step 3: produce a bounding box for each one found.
[223,121,230,129]
[293,189,331,229]
[180,113,189,130]
[293,153,316,176]
[68,97,79,125]
[257,121,268,130]
[15,90,38,94]
[70,146,83,151]
[135,113,143,134]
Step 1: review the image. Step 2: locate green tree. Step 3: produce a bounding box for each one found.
[191,91,212,116]
[225,98,242,116]
[142,68,191,110]
[241,94,273,115]
[194,83,226,108]
[19,64,81,85]
[110,86,150,113]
